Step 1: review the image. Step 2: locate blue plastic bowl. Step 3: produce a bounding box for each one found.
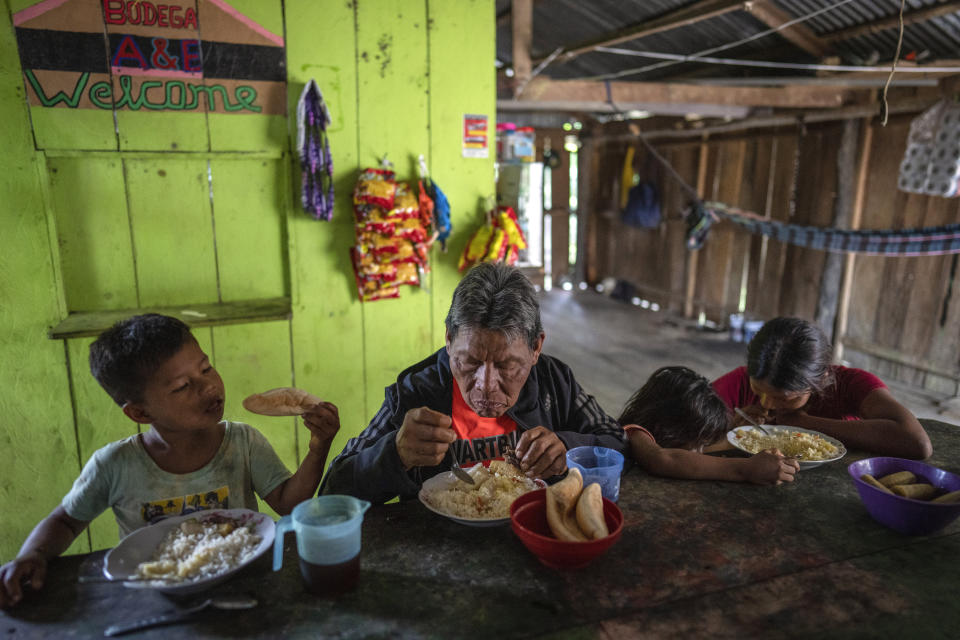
[566,446,625,502]
[847,457,960,536]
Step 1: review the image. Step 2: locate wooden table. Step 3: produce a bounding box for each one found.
[4,419,959,639]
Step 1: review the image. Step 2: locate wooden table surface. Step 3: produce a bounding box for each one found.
[4,419,959,639]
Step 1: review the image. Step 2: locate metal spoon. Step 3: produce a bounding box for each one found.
[450,459,475,485]
[735,408,773,436]
[103,595,258,636]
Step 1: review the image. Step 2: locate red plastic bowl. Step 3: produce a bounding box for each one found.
[509,489,623,569]
[847,457,960,536]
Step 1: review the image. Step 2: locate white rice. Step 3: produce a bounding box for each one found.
[423,464,538,519]
[135,517,261,582]
[734,427,841,461]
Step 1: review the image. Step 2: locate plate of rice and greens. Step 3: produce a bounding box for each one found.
[419,460,545,526]
[102,508,274,594]
[727,425,847,470]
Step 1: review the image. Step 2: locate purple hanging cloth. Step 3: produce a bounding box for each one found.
[297,79,334,220]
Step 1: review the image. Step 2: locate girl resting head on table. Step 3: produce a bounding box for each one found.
[712,316,932,460]
[621,366,799,485]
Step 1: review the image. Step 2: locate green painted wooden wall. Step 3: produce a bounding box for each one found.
[0,0,495,560]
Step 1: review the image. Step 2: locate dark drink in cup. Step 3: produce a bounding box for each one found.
[298,553,360,596]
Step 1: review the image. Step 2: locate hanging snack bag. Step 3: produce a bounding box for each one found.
[394,262,421,287]
[355,229,403,257]
[353,167,397,210]
[484,227,509,263]
[396,218,429,244]
[497,206,528,250]
[458,222,494,271]
[354,204,402,235]
[390,183,421,221]
[350,248,400,302]
[351,247,398,282]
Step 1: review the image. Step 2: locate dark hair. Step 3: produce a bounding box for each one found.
[89,314,195,406]
[618,366,729,449]
[445,262,543,350]
[746,317,834,395]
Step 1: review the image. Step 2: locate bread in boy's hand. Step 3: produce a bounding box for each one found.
[242,387,321,416]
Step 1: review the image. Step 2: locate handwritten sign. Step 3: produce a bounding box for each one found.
[14,0,285,115]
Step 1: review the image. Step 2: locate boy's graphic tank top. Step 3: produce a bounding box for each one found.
[450,378,519,466]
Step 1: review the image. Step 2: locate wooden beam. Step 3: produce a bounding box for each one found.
[822,0,960,44]
[542,0,749,64]
[815,118,859,341]
[745,0,827,58]
[604,96,936,143]
[512,0,533,96]
[518,77,854,108]
[498,99,752,119]
[834,120,872,362]
[497,0,545,27]
[685,136,710,319]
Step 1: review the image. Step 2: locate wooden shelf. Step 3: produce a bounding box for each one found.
[48,297,292,340]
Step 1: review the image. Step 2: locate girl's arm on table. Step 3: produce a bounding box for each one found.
[773,388,932,459]
[628,429,797,485]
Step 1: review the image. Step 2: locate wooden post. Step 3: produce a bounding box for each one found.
[683,134,709,319]
[815,118,861,340]
[511,0,532,97]
[834,119,874,362]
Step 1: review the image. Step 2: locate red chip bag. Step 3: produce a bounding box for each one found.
[390,183,420,220]
[394,262,420,286]
[396,218,428,243]
[354,168,397,209]
[350,248,400,302]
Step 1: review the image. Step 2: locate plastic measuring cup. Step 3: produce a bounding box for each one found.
[273,495,371,596]
[566,446,625,502]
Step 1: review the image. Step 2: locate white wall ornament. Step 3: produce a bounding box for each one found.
[898,100,960,198]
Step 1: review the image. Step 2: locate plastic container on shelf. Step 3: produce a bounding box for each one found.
[513,126,536,162]
[496,122,516,162]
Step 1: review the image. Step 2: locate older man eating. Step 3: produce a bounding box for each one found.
[321,262,625,503]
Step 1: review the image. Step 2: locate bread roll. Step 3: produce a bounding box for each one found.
[575,482,609,540]
[931,489,960,504]
[242,387,321,416]
[877,471,916,487]
[546,468,588,542]
[860,474,894,494]
[890,483,936,500]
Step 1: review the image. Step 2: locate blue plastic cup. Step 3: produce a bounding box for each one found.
[566,446,625,502]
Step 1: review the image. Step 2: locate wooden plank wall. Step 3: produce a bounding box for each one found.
[584,117,960,397]
[0,0,495,561]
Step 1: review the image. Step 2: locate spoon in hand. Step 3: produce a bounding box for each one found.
[735,408,773,436]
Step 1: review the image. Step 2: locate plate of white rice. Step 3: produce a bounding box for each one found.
[419,461,544,526]
[727,425,847,469]
[103,508,274,594]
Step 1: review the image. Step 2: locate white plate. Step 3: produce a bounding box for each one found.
[103,508,275,594]
[418,471,545,527]
[727,425,847,470]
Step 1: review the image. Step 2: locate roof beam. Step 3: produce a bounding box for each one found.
[542,0,749,64]
[512,0,533,96]
[744,0,827,57]
[821,0,960,44]
[517,77,855,109]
